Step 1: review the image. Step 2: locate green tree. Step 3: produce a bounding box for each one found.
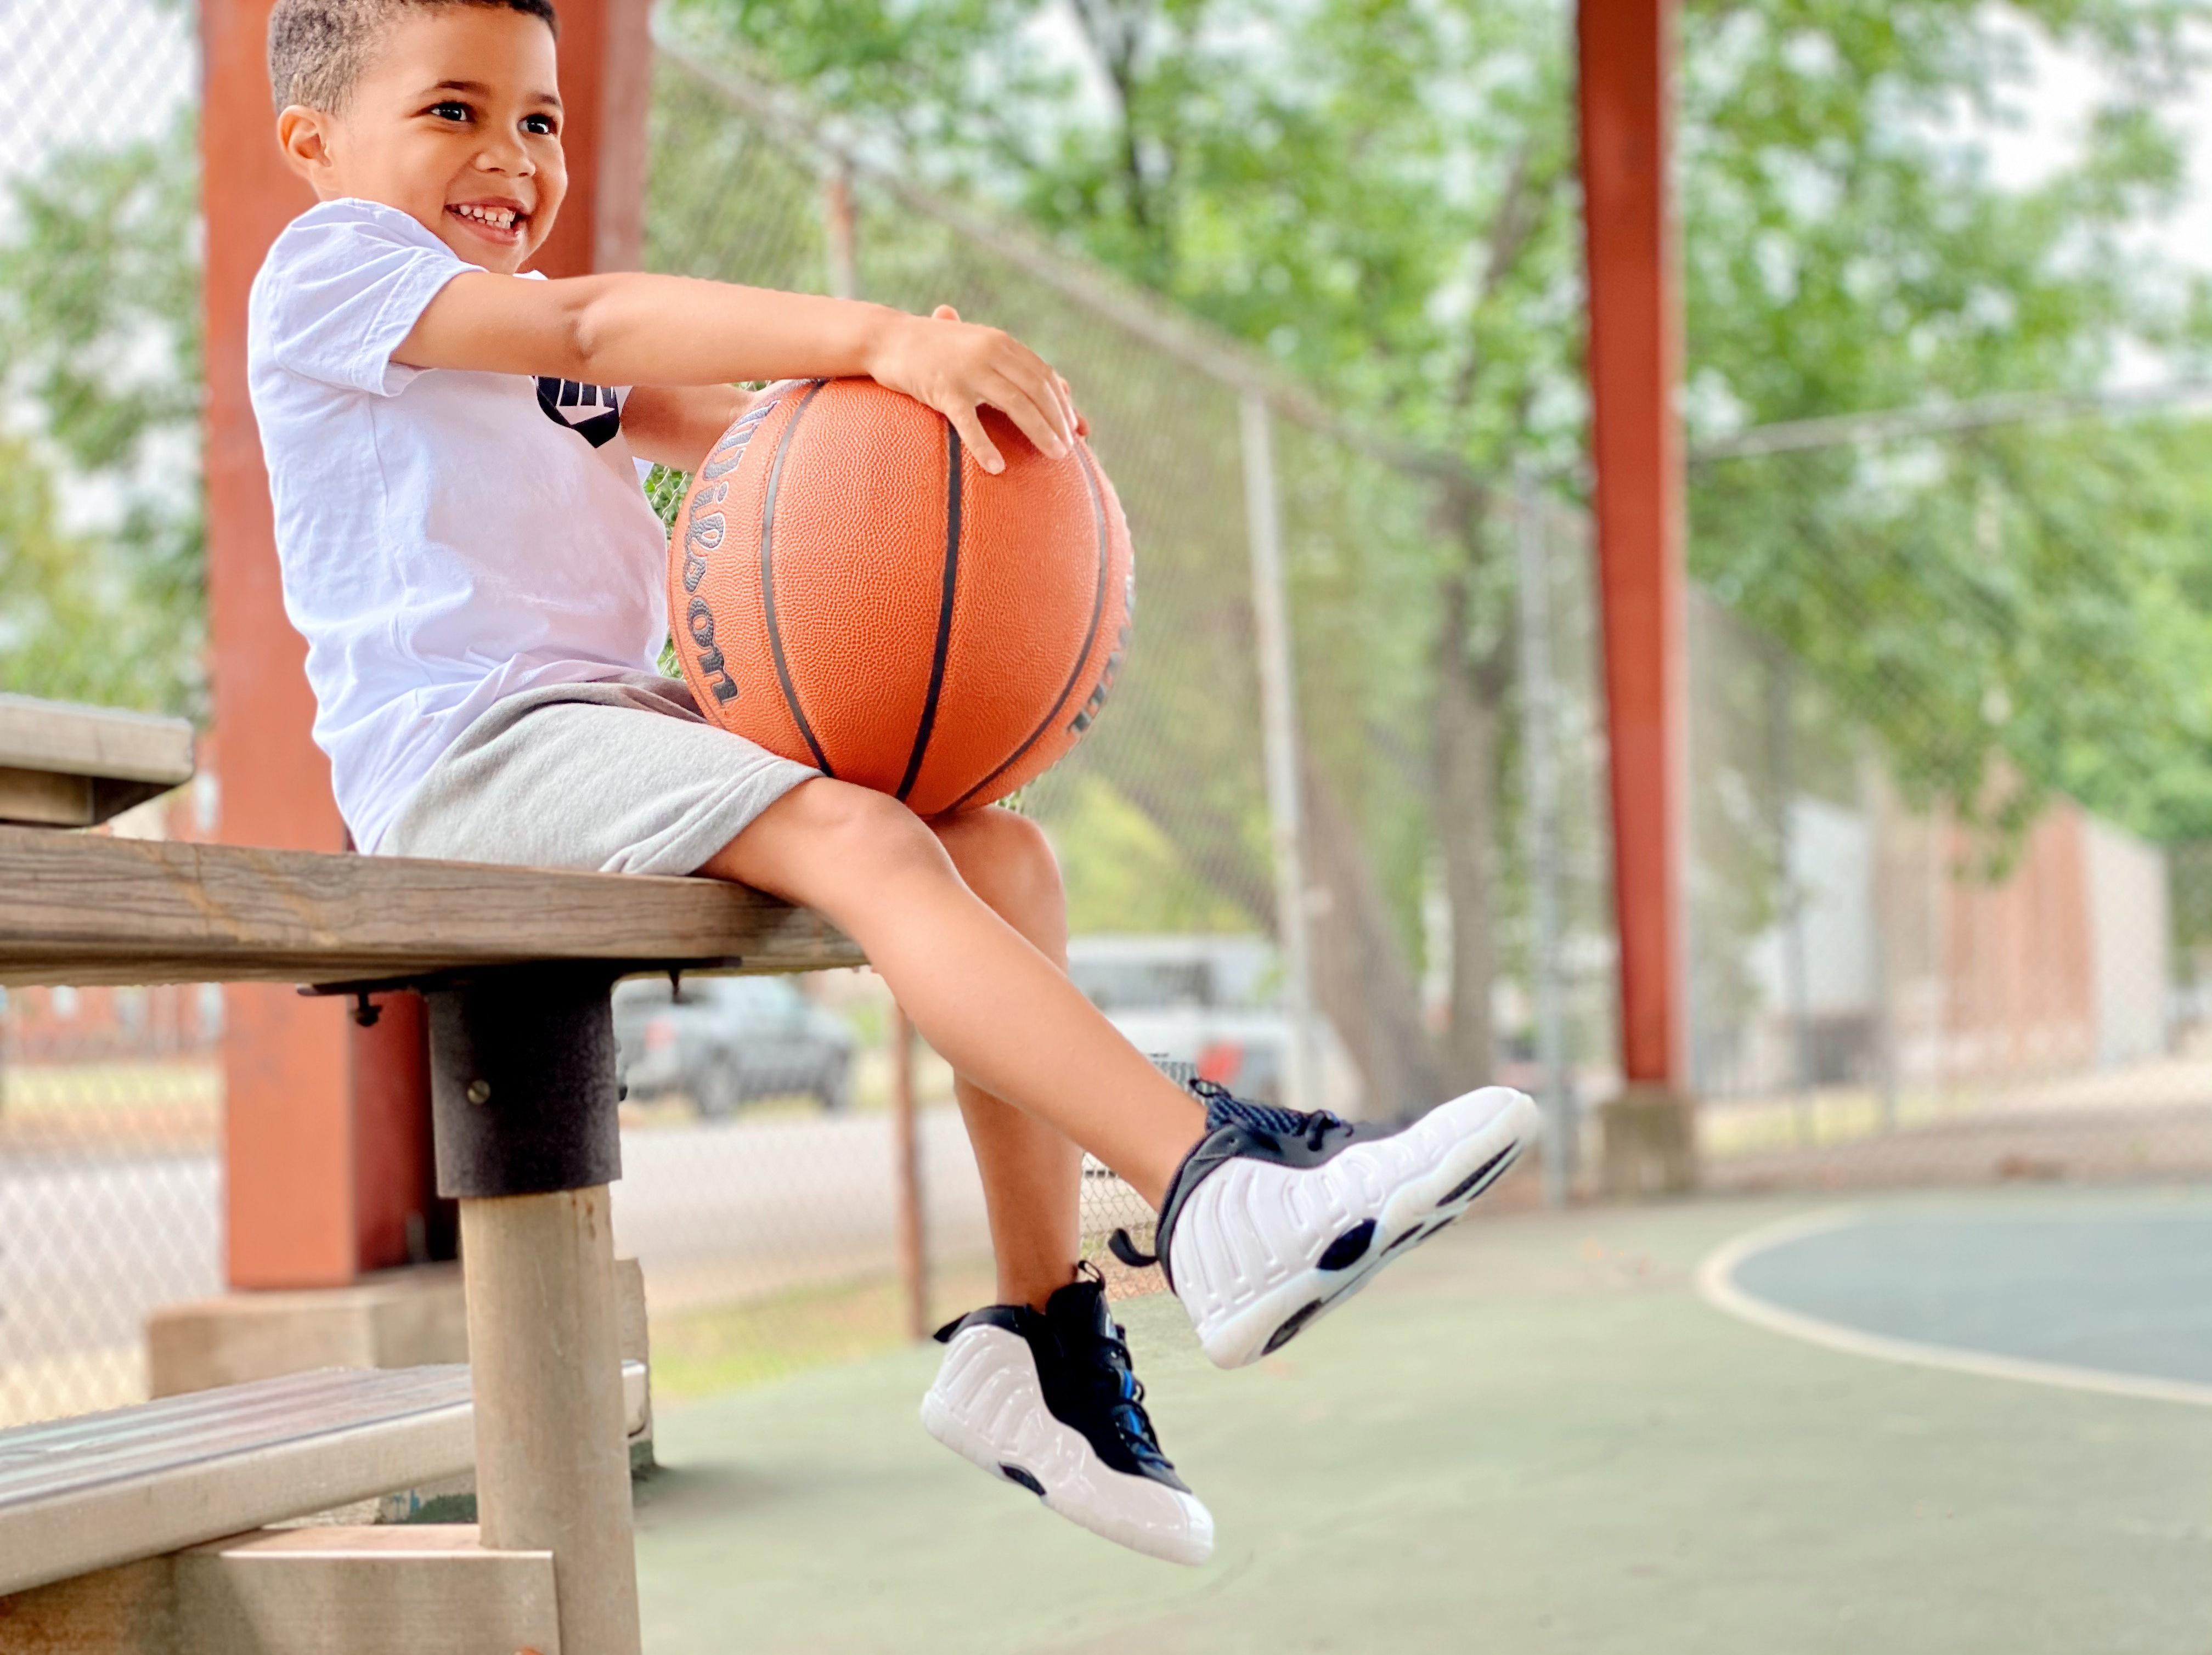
[1680,3,2212,846]
[0,105,205,715]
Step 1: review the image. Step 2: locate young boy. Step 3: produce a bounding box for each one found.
[251,0,1536,1568]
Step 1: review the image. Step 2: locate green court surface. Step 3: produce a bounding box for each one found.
[1716,1198,2212,1389]
[634,1189,2212,1654]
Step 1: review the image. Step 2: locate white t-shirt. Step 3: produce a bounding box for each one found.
[246,196,670,852]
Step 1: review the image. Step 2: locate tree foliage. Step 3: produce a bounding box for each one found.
[0,106,204,714]
[1679,2,2212,843]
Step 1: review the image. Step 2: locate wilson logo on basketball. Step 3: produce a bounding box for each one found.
[1069,573,1136,736]
[677,398,781,705]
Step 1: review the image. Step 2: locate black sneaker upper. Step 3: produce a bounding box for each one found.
[934,1270,1188,1492]
[1109,1078,1404,1290]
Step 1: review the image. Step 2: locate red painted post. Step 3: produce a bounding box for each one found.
[527,0,656,280]
[203,0,354,1289]
[201,0,657,1286]
[1576,0,1696,1191]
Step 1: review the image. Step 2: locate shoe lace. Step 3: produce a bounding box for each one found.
[1189,1077,1348,1151]
[1068,1267,1170,1467]
[1106,1080,1351,1269]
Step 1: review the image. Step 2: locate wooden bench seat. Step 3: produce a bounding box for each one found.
[0,1362,650,1598]
[0,824,861,987]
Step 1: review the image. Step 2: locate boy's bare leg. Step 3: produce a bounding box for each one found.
[926,807,1084,1312]
[899,819,1213,1568]
[699,777,1204,1207]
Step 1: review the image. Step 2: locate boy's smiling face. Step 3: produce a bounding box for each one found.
[276,5,566,274]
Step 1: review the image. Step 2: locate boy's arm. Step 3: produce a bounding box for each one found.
[395,273,1073,475]
[622,383,752,473]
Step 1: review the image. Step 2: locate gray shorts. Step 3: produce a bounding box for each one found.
[376,671,820,875]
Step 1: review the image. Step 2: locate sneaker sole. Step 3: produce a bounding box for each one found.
[1198,1086,1538,1369]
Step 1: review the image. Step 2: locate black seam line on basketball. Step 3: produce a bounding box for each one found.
[760,380,834,777]
[945,442,1112,811]
[896,423,963,802]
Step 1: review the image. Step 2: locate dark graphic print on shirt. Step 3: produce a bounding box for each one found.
[536,377,624,449]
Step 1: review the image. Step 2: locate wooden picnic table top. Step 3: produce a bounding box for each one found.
[0,694,198,829]
[0,826,862,989]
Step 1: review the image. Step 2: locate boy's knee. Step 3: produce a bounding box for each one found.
[935,807,1064,925]
[799,779,950,880]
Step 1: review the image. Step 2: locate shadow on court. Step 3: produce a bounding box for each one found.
[635,1188,2212,1654]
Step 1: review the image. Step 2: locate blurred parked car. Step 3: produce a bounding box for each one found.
[612,974,854,1117]
[1066,934,1363,1115]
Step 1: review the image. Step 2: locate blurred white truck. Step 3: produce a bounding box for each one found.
[1064,934,1363,1117]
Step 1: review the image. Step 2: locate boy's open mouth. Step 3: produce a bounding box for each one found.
[447,201,528,245]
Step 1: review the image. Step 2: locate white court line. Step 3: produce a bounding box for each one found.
[1695,1206,2212,1411]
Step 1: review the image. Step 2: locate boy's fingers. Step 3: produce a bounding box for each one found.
[947,403,1005,474]
[932,304,961,321]
[984,374,1070,460]
[1006,360,1074,448]
[1020,359,1075,447]
[981,340,1063,427]
[1055,374,1088,439]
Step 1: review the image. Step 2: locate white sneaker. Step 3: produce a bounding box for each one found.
[1113,1080,1537,1369]
[920,1272,1214,1566]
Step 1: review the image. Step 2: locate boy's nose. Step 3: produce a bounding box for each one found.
[474,134,534,175]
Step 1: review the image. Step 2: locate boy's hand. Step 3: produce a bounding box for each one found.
[866,306,1079,475]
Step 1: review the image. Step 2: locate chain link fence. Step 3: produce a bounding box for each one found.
[0,798,225,1428]
[0,0,212,1430]
[1683,423,2212,1190]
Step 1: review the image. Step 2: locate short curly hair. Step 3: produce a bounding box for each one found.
[267,0,559,114]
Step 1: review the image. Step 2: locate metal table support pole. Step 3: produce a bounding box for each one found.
[427,968,641,1655]
[1515,479,1574,1206]
[889,1004,929,1339]
[1241,391,1321,1115]
[823,165,930,1324]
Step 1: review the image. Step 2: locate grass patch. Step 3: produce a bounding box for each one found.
[650,1258,1000,1399]
[1700,1084,2011,1158]
[0,1061,221,1153]
[1,1060,219,1112]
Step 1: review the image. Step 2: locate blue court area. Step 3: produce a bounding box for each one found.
[1720,1197,2212,1387]
[633,1188,2212,1654]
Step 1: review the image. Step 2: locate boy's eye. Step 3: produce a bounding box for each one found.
[524,114,556,135]
[430,100,469,121]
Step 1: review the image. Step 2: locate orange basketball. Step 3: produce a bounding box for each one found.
[668,377,1136,816]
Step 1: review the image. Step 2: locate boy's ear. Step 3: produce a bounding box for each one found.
[275,104,337,189]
